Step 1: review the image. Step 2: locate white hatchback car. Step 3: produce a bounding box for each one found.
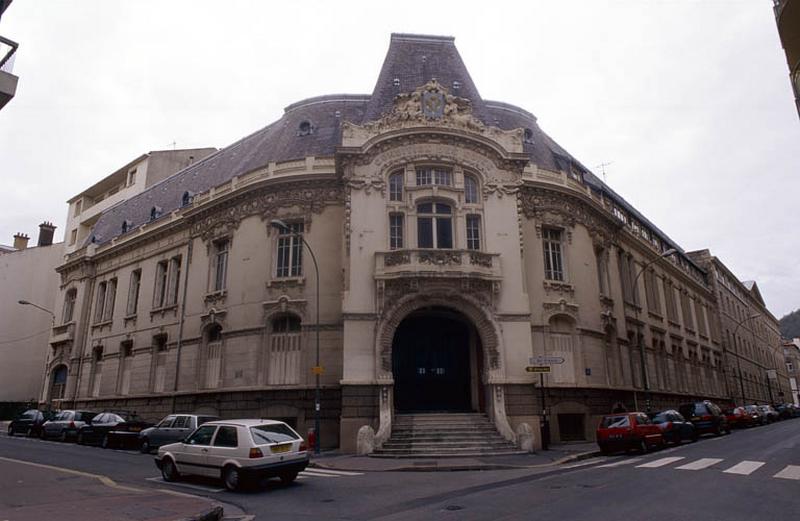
[155,419,309,491]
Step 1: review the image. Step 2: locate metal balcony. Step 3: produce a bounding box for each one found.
[0,34,18,110]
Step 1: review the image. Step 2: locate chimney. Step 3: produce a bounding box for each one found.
[37,221,56,246]
[13,233,29,250]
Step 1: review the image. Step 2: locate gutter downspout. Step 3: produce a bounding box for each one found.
[171,240,193,413]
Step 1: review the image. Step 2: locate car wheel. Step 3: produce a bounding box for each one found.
[101,435,109,449]
[161,458,180,482]
[279,471,298,484]
[714,425,722,437]
[59,430,68,442]
[639,439,649,454]
[77,432,85,445]
[7,424,14,437]
[39,429,47,440]
[139,438,151,454]
[26,427,34,437]
[222,465,241,492]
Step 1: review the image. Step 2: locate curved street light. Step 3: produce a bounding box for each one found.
[270,219,321,455]
[18,299,56,406]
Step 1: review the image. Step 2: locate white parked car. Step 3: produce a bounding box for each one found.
[154,419,309,491]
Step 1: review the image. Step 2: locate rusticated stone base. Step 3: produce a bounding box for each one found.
[72,387,343,449]
[339,384,380,453]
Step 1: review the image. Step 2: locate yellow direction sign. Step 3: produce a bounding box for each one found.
[312,366,324,375]
[525,366,551,373]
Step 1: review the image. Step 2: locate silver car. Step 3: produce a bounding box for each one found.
[41,410,98,441]
[138,414,219,453]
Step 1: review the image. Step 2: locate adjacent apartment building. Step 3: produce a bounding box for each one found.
[41,34,791,451]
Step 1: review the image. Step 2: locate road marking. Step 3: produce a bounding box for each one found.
[773,465,800,480]
[300,470,342,478]
[597,458,643,468]
[723,460,765,475]
[636,457,685,468]
[676,458,723,471]
[305,468,363,476]
[563,460,604,469]
[0,455,142,493]
[145,477,225,493]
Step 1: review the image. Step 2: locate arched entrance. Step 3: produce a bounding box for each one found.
[391,306,482,412]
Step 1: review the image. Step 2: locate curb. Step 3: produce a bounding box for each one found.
[180,505,224,521]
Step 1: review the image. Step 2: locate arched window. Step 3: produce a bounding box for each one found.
[297,121,313,136]
[51,365,68,400]
[464,174,479,204]
[389,171,404,201]
[268,315,302,385]
[417,202,452,249]
[203,325,223,389]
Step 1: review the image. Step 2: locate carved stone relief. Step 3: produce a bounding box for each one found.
[262,295,308,322]
[519,187,616,246]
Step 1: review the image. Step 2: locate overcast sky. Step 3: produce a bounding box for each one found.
[1,0,798,318]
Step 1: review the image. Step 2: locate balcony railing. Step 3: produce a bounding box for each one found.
[0,35,18,73]
[375,249,502,280]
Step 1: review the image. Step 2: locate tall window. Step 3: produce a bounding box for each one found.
[644,270,661,314]
[595,249,609,296]
[94,279,116,323]
[680,291,695,330]
[51,365,68,400]
[416,167,453,186]
[664,280,679,322]
[276,222,303,278]
[167,257,181,306]
[389,172,404,202]
[204,325,223,389]
[126,270,141,316]
[617,252,638,304]
[542,228,565,281]
[389,213,404,250]
[417,202,453,249]
[154,260,168,308]
[211,239,229,291]
[151,335,168,393]
[62,289,77,324]
[118,341,133,395]
[464,174,479,204]
[90,346,104,397]
[268,315,302,385]
[466,215,481,250]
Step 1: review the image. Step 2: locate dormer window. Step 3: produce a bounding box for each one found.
[181,191,193,207]
[150,206,162,221]
[297,121,313,136]
[523,128,534,144]
[121,220,133,234]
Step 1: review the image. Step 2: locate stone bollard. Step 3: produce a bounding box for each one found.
[516,422,534,453]
[356,425,376,455]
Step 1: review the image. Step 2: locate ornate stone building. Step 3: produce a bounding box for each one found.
[45,34,783,450]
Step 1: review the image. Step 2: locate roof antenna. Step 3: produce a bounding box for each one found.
[165,140,177,150]
[594,161,613,183]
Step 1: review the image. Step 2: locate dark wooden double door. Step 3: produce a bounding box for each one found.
[392,311,472,412]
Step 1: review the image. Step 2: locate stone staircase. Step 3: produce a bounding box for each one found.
[371,412,524,458]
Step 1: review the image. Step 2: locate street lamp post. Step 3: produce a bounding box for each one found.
[731,313,760,406]
[18,299,56,405]
[270,219,321,455]
[632,248,676,413]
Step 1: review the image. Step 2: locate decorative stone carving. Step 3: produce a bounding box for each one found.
[190,180,342,242]
[516,422,534,453]
[469,251,493,268]
[543,298,580,322]
[418,250,462,266]
[484,178,522,199]
[384,251,411,267]
[542,280,575,297]
[356,425,376,455]
[519,186,616,245]
[345,175,385,196]
[200,307,227,331]
[262,295,307,322]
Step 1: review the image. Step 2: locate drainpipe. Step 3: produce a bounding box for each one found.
[171,240,193,413]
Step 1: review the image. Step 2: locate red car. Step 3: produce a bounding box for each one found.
[725,406,758,428]
[597,412,665,455]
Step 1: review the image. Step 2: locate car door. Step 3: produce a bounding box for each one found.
[82,413,104,443]
[175,425,217,477]
[150,416,176,446]
[168,415,192,444]
[206,426,240,477]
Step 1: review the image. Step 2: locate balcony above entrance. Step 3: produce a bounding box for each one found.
[375,249,502,281]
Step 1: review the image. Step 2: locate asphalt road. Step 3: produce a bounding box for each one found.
[1,419,799,520]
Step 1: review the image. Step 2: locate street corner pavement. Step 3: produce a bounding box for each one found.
[0,457,224,521]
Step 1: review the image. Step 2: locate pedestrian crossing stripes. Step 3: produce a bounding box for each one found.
[297,468,364,479]
[603,456,800,481]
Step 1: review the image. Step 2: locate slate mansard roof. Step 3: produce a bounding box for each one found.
[88,33,704,279]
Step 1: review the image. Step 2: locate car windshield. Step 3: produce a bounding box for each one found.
[197,416,220,426]
[250,424,300,444]
[651,413,669,423]
[601,415,630,428]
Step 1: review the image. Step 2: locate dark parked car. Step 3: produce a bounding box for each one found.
[77,412,153,449]
[41,410,98,441]
[7,409,55,438]
[138,414,220,453]
[678,401,729,437]
[649,410,696,444]
[776,404,799,419]
[596,412,664,455]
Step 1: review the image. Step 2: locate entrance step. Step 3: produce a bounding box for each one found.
[371,412,524,458]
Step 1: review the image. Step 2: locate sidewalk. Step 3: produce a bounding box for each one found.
[0,457,224,521]
[310,442,600,472]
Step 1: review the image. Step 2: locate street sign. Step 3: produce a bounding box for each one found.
[312,366,324,375]
[529,356,565,365]
[526,366,551,373]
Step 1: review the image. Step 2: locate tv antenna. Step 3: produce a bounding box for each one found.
[594,161,613,182]
[165,140,177,150]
